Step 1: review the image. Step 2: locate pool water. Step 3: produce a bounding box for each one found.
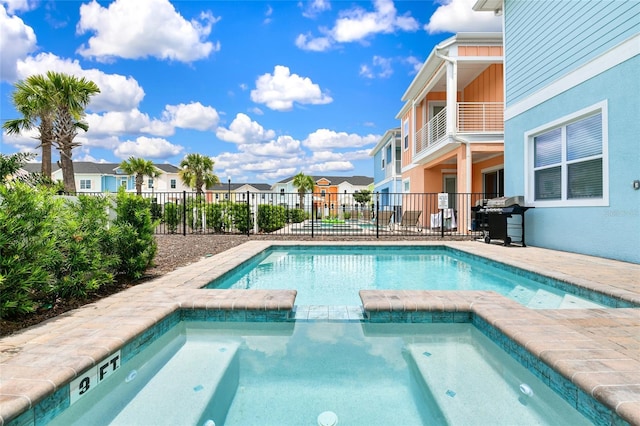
[48,321,591,426]
[207,246,605,308]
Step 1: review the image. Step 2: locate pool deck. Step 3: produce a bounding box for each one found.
[0,240,639,425]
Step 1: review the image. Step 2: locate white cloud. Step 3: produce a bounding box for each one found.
[1,0,36,14]
[162,102,219,131]
[85,109,172,137]
[257,168,297,182]
[249,107,264,116]
[303,129,379,150]
[76,0,220,62]
[0,4,36,82]
[250,65,333,111]
[424,0,502,34]
[238,135,302,157]
[300,0,331,18]
[307,161,354,173]
[404,55,424,75]
[1,127,39,152]
[359,55,393,79]
[216,113,276,144]
[295,33,332,52]
[16,53,145,112]
[264,5,273,24]
[296,0,419,51]
[114,136,184,159]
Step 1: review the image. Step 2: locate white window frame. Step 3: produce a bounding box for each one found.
[524,101,609,207]
[120,178,127,188]
[80,179,91,190]
[381,149,385,170]
[170,179,176,189]
[403,119,409,151]
[402,178,410,193]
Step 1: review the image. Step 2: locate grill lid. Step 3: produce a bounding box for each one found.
[486,196,524,208]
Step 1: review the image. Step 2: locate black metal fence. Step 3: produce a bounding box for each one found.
[77,191,497,239]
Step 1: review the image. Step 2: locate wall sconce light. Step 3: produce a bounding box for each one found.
[494,8,503,16]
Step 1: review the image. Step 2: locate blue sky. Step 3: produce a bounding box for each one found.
[0,0,501,183]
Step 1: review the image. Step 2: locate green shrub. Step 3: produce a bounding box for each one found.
[231,202,252,233]
[186,196,207,232]
[287,208,306,223]
[51,195,118,299]
[164,202,180,233]
[257,205,286,232]
[0,183,58,318]
[205,203,225,232]
[343,211,352,220]
[113,188,158,279]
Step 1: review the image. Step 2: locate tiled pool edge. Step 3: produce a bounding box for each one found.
[361,293,631,426]
[444,246,640,309]
[3,305,295,426]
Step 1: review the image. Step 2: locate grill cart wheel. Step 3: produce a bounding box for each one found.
[484,235,491,244]
[504,236,512,246]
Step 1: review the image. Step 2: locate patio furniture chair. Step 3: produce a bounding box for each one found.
[374,210,395,231]
[398,210,423,232]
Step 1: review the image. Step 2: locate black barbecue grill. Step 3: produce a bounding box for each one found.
[472,196,533,246]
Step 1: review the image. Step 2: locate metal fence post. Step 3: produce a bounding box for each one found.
[375,192,380,239]
[182,190,187,236]
[246,191,250,237]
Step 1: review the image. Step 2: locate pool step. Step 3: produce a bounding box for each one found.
[110,340,240,426]
[404,342,589,425]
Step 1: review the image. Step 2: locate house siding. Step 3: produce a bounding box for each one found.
[504,55,640,263]
[463,64,504,102]
[504,0,640,106]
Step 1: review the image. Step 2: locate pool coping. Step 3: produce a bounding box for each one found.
[1,241,638,425]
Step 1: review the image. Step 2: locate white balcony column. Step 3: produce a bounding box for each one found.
[445,60,458,135]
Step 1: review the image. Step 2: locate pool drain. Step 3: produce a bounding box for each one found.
[317,411,338,426]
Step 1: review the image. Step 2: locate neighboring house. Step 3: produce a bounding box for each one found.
[474,0,640,263]
[396,32,504,231]
[370,128,403,212]
[272,175,374,218]
[205,183,273,204]
[19,162,189,195]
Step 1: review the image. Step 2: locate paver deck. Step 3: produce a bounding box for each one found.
[0,240,638,425]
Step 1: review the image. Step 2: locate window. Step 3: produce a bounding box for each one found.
[403,120,409,150]
[526,103,607,207]
[403,179,410,193]
[80,179,91,189]
[170,179,176,189]
[120,178,127,188]
[148,178,154,189]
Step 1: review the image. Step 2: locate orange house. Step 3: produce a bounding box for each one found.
[396,32,504,231]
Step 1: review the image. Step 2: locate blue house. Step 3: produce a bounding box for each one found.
[370,128,402,212]
[474,0,640,263]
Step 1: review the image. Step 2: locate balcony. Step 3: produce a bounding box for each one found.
[415,102,504,157]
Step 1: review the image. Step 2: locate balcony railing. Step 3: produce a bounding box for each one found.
[415,102,504,157]
[457,102,504,133]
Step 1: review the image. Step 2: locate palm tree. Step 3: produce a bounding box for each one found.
[47,71,100,193]
[119,157,161,195]
[3,75,55,178]
[178,153,219,195]
[292,172,316,209]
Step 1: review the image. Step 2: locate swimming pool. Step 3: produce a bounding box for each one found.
[48,321,592,426]
[206,246,611,308]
